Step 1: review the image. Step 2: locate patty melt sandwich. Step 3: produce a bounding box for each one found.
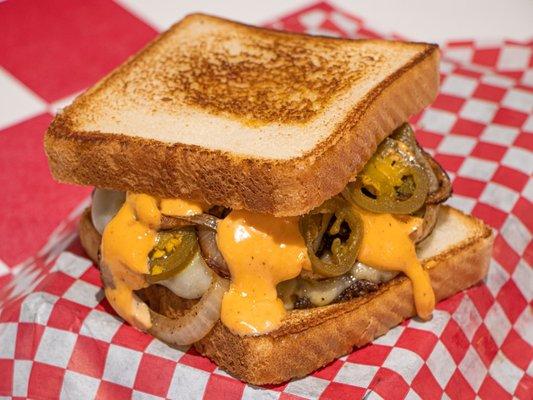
[44,14,494,385]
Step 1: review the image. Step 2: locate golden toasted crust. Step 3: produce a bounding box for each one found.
[79,206,493,385]
[45,14,439,216]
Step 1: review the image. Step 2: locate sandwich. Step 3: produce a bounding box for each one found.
[44,14,494,385]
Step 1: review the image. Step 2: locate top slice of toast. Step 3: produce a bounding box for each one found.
[45,14,440,216]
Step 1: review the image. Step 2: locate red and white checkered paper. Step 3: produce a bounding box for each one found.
[0,1,531,399]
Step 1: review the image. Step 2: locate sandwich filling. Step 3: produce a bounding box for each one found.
[96,124,451,341]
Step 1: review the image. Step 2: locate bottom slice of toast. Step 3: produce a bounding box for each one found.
[79,206,493,385]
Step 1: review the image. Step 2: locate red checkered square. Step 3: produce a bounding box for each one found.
[478,375,513,400]
[493,107,529,127]
[47,298,91,332]
[471,141,508,161]
[0,0,156,102]
[0,114,91,266]
[411,365,443,399]
[346,343,392,365]
[396,328,439,359]
[0,359,14,396]
[492,166,529,192]
[67,336,109,379]
[495,280,527,323]
[472,202,508,229]
[440,319,470,364]
[110,324,153,352]
[319,382,366,400]
[96,380,133,400]
[471,325,499,367]
[445,370,476,400]
[369,368,410,400]
[204,374,246,400]
[14,323,45,360]
[452,118,486,137]
[179,347,217,373]
[27,361,65,400]
[312,359,344,381]
[473,83,507,102]
[133,354,175,397]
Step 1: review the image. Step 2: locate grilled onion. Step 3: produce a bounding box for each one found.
[148,274,229,345]
[197,227,230,278]
[91,189,126,234]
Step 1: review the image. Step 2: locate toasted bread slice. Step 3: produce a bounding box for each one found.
[46,14,439,216]
[79,206,493,385]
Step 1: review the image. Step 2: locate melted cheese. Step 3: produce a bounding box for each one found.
[217,210,311,335]
[101,193,161,329]
[355,206,435,319]
[160,198,206,216]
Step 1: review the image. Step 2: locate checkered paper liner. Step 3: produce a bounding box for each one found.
[0,1,531,399]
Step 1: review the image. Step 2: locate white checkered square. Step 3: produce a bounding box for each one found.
[485,260,510,297]
[405,389,422,400]
[497,45,531,70]
[489,351,524,393]
[418,109,457,134]
[298,9,327,28]
[514,307,533,345]
[12,360,32,398]
[62,280,103,308]
[79,309,122,342]
[103,344,143,387]
[452,297,482,341]
[522,69,533,87]
[501,88,533,113]
[458,157,498,181]
[60,370,100,400]
[19,292,59,325]
[167,364,209,400]
[0,67,46,130]
[34,327,77,368]
[0,323,17,358]
[523,114,533,132]
[458,347,486,391]
[444,195,477,214]
[484,303,512,347]
[242,385,280,400]
[502,147,533,175]
[481,74,516,88]
[426,341,456,388]
[523,179,533,202]
[441,74,478,97]
[459,98,498,124]
[51,252,93,279]
[408,310,451,337]
[500,215,530,255]
[132,390,164,400]
[383,347,424,384]
[145,338,186,361]
[373,324,404,346]
[511,260,532,302]
[285,375,329,398]
[480,182,520,212]
[334,362,378,386]
[444,48,474,66]
[480,124,519,146]
[438,135,476,156]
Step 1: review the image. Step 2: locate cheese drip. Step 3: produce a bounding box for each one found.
[101,193,159,330]
[160,198,206,216]
[355,206,435,319]
[217,210,311,335]
[100,194,206,330]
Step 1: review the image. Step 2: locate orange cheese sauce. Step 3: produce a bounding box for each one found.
[355,206,435,319]
[217,210,311,335]
[160,198,206,216]
[101,193,161,330]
